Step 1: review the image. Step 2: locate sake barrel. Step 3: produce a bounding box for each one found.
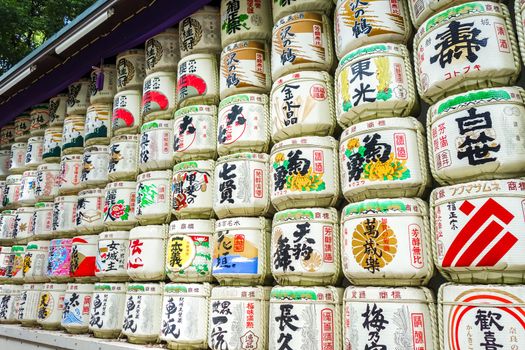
[0,246,14,279]
[0,284,22,323]
[177,53,220,107]
[271,71,336,142]
[344,286,438,350]
[0,181,5,209]
[89,64,117,104]
[218,93,270,155]
[58,153,82,195]
[14,113,31,143]
[37,282,66,330]
[42,126,62,162]
[0,150,10,179]
[213,153,271,218]
[334,0,412,59]
[103,181,137,230]
[89,283,127,338]
[127,225,167,281]
[47,239,73,281]
[173,105,217,162]
[29,104,49,137]
[9,245,26,282]
[141,71,177,121]
[25,136,44,169]
[48,94,68,127]
[122,283,163,344]
[213,217,271,285]
[271,207,341,286]
[85,103,112,146]
[271,12,334,80]
[0,124,15,149]
[272,0,333,21]
[35,163,60,201]
[4,175,22,209]
[61,116,85,155]
[61,283,94,333]
[220,0,272,47]
[112,89,142,136]
[32,202,54,239]
[76,188,105,234]
[172,160,215,219]
[52,195,78,237]
[270,136,340,210]
[9,142,28,174]
[135,171,172,225]
[341,198,433,286]
[66,79,90,115]
[139,119,174,172]
[439,283,525,350]
[414,1,520,104]
[179,6,221,58]
[108,134,139,181]
[166,219,214,283]
[19,170,38,205]
[160,283,212,349]
[336,43,418,128]
[340,117,430,202]
[23,240,50,282]
[70,235,98,281]
[431,179,525,283]
[219,41,271,99]
[427,86,525,185]
[81,145,109,189]
[145,28,179,74]
[408,0,472,28]
[18,283,43,326]
[14,207,35,243]
[116,49,146,92]
[95,231,130,281]
[208,286,270,350]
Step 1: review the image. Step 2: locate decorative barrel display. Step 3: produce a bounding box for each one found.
[58,154,83,195]
[172,160,215,219]
[85,103,112,146]
[179,6,221,58]
[76,188,105,234]
[88,283,127,338]
[135,170,172,225]
[145,28,179,74]
[35,163,60,202]
[66,79,90,115]
[61,283,94,333]
[173,105,217,162]
[23,240,50,283]
[108,134,139,181]
[127,225,167,281]
[36,283,66,330]
[122,283,163,344]
[81,145,109,189]
[95,231,130,281]
[116,49,146,92]
[49,94,68,126]
[112,89,142,136]
[220,0,271,47]
[177,53,220,107]
[90,64,117,104]
[70,235,98,281]
[139,119,174,172]
[52,195,78,237]
[42,127,62,162]
[141,71,177,121]
[103,181,137,230]
[47,238,73,281]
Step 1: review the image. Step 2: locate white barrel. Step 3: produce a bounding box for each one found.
[0,124,15,149]
[439,283,525,350]
[145,28,179,74]
[271,207,341,286]
[408,0,472,28]
[334,0,411,59]
[108,134,139,181]
[19,170,38,205]
[336,43,418,128]
[141,71,177,121]
[139,119,174,172]
[14,114,31,143]
[342,198,433,286]
[61,283,94,333]
[76,188,105,234]
[35,163,60,201]
[213,153,271,218]
[179,6,221,57]
[0,284,22,323]
[9,245,26,282]
[208,286,270,350]
[271,71,336,142]
[172,160,215,219]
[66,79,90,115]
[345,286,437,350]
[218,93,270,155]
[340,117,430,202]
[95,231,130,281]
[29,104,49,137]
[431,178,525,283]
[272,0,333,21]
[70,235,98,281]
[0,246,14,280]
[220,0,271,47]
[269,286,343,350]
[160,283,212,349]
[32,202,54,239]
[103,181,137,230]
[58,154,83,195]
[270,136,340,210]
[85,103,112,146]
[173,105,217,162]
[61,115,85,155]
[271,12,334,80]
[177,53,220,107]
[14,207,35,243]
[89,282,127,339]
[46,239,73,281]
[135,170,172,225]
[37,282,67,330]
[414,1,520,104]
[0,150,10,179]
[9,142,28,174]
[48,94,68,126]
[4,175,22,209]
[81,145,109,188]
[112,89,142,136]
[90,64,117,104]
[24,240,50,283]
[18,283,43,326]
[213,217,271,285]
[122,283,163,344]
[166,219,214,283]
[427,86,525,185]
[24,136,44,169]
[116,49,146,92]
[42,127,62,162]
[52,195,78,237]
[127,225,167,281]
[219,41,271,99]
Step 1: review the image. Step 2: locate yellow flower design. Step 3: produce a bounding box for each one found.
[275,153,285,163]
[346,138,360,150]
[364,153,408,181]
[288,168,325,192]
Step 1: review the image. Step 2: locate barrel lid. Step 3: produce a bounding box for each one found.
[342,198,427,221]
[341,117,423,142]
[87,103,113,111]
[114,89,141,98]
[50,238,73,246]
[15,207,36,214]
[61,154,82,161]
[344,286,432,303]
[137,170,172,182]
[84,145,110,153]
[338,43,407,71]
[1,284,23,293]
[173,160,215,172]
[11,142,27,148]
[64,115,85,122]
[93,282,127,292]
[28,136,44,143]
[144,70,177,80]
[43,283,67,291]
[211,286,271,300]
[45,126,63,133]
[127,282,164,294]
[55,195,78,203]
[431,179,525,206]
[164,282,212,296]
[272,136,337,152]
[174,104,217,118]
[273,11,328,30]
[273,207,338,225]
[23,283,43,291]
[270,286,342,304]
[99,231,130,240]
[37,163,61,171]
[440,282,525,304]
[130,225,167,239]
[219,93,268,110]
[66,283,94,293]
[22,170,38,176]
[140,119,173,133]
[72,235,99,245]
[216,217,268,231]
[78,188,104,197]
[216,152,269,164]
[222,40,267,54]
[26,240,51,250]
[11,245,26,253]
[105,181,136,189]
[35,202,54,210]
[110,134,139,143]
[179,52,217,63]
[169,219,215,235]
[272,70,331,89]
